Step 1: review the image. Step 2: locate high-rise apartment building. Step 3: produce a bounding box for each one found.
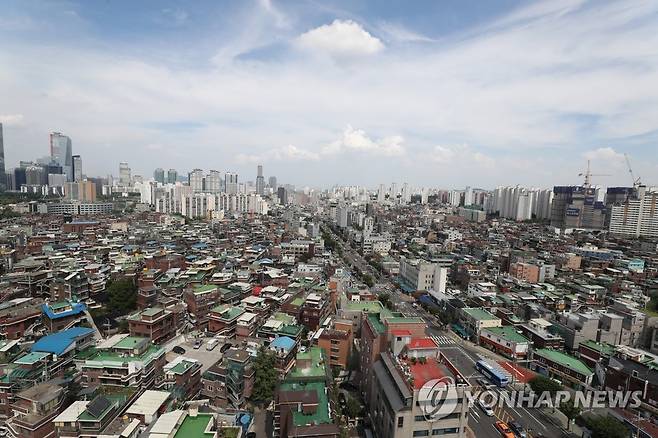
[153,168,165,184]
[188,169,204,192]
[607,185,658,238]
[255,165,265,195]
[50,132,73,181]
[268,176,277,189]
[167,169,178,184]
[119,162,131,186]
[205,170,221,193]
[550,186,606,230]
[72,155,82,182]
[225,172,238,195]
[0,123,5,191]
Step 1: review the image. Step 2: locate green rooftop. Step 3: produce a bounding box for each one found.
[534,349,593,376]
[580,340,616,357]
[194,285,217,294]
[113,336,149,350]
[82,344,164,368]
[291,297,305,307]
[174,413,215,438]
[367,314,386,334]
[169,360,197,375]
[210,304,244,321]
[14,351,49,365]
[346,300,384,312]
[279,381,331,427]
[289,347,327,381]
[463,308,500,321]
[483,326,530,344]
[273,312,295,324]
[386,316,425,324]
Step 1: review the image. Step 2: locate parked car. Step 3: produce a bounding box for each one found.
[193,339,203,349]
[220,343,232,353]
[509,421,527,438]
[172,346,186,354]
[494,421,515,438]
[477,378,495,389]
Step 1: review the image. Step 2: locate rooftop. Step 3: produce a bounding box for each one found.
[482,326,530,344]
[463,307,500,321]
[534,349,593,376]
[173,413,215,438]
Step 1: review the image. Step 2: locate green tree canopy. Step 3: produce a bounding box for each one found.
[584,415,630,438]
[559,400,581,430]
[528,375,562,395]
[106,278,137,315]
[251,348,278,402]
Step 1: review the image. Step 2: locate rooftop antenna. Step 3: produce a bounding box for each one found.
[578,160,610,188]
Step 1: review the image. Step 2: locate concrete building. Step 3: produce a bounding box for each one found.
[551,186,606,230]
[119,162,131,186]
[153,168,165,184]
[224,172,238,194]
[256,164,265,195]
[166,168,177,184]
[72,155,82,182]
[398,256,448,293]
[607,185,658,238]
[50,132,73,181]
[369,350,469,438]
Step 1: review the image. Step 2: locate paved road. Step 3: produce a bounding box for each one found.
[324,221,569,438]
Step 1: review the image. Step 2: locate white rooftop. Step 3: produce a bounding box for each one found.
[126,390,170,416]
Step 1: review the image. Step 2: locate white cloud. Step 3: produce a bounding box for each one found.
[583,147,624,163]
[0,114,24,126]
[430,144,495,168]
[322,126,404,157]
[378,21,435,43]
[237,144,319,164]
[297,20,384,57]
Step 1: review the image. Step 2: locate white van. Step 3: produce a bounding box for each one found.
[206,339,219,351]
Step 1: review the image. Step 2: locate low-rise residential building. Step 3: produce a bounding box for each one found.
[79,335,166,389]
[531,348,594,388]
[128,307,176,344]
[479,326,531,359]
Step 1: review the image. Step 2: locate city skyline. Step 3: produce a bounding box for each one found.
[1,0,658,187]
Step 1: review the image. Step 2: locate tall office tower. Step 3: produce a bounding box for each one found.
[153,168,165,184]
[268,176,277,189]
[401,182,410,204]
[72,155,82,182]
[390,183,398,202]
[377,184,385,202]
[0,123,5,191]
[464,186,473,206]
[188,169,205,192]
[550,186,606,230]
[421,188,428,205]
[225,172,238,194]
[607,186,658,238]
[50,132,73,181]
[167,169,178,184]
[119,162,131,186]
[256,164,265,195]
[277,186,288,205]
[205,170,221,193]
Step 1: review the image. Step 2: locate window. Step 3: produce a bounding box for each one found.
[414,415,426,421]
[397,417,404,428]
[432,427,459,435]
[413,431,429,437]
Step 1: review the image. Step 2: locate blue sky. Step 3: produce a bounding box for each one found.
[1,0,657,188]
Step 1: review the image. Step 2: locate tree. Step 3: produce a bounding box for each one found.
[345,396,361,418]
[583,415,630,438]
[106,278,137,316]
[379,293,393,310]
[362,274,375,287]
[528,375,562,396]
[559,400,581,431]
[251,348,278,402]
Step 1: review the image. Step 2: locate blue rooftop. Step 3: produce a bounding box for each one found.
[270,336,296,352]
[41,301,87,320]
[31,327,94,355]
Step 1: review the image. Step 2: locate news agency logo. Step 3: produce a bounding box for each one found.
[418,377,459,421]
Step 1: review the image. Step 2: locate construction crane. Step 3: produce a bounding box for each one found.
[624,153,642,187]
[578,160,610,187]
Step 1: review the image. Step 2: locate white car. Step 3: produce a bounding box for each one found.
[478,399,495,416]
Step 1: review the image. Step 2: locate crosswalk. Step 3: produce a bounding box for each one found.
[431,335,455,346]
